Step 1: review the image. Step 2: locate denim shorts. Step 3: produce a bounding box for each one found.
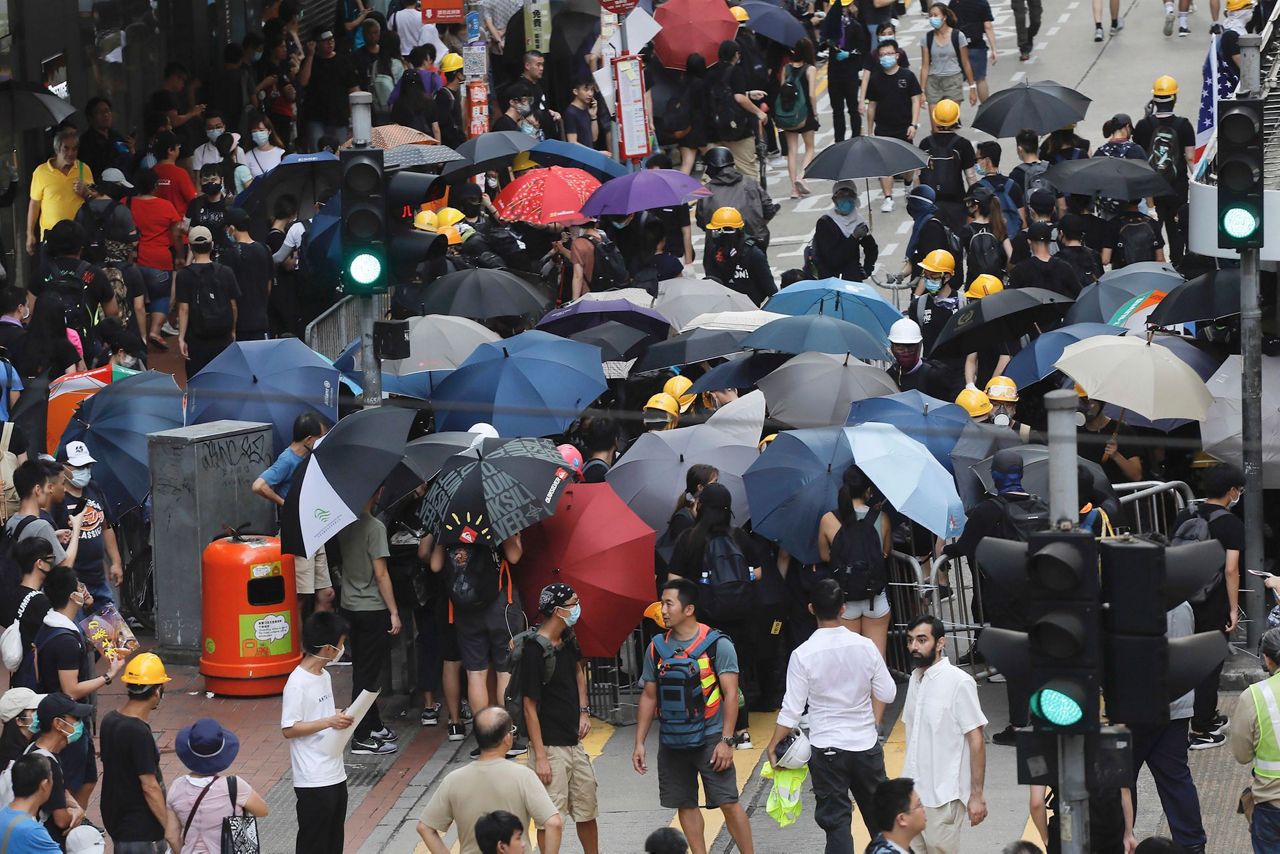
[137,266,171,315]
[968,46,989,81]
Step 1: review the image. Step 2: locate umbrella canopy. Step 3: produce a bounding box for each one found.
[418,267,552,319]
[515,483,656,656]
[1003,322,1127,388]
[606,423,758,532]
[57,371,183,514]
[234,152,340,221]
[378,315,501,399]
[442,131,537,177]
[847,389,970,470]
[380,431,483,509]
[338,124,435,149]
[1108,290,1170,331]
[1,81,78,135]
[431,330,607,437]
[577,287,656,306]
[1064,282,1158,326]
[653,0,739,69]
[581,169,710,217]
[493,166,600,225]
[804,136,930,181]
[529,139,629,182]
[280,408,417,557]
[1095,335,1225,432]
[1147,269,1241,326]
[187,339,341,454]
[931,287,1074,359]
[742,314,889,360]
[420,437,574,546]
[951,421,1022,509]
[47,365,138,458]
[383,143,466,168]
[1202,355,1280,487]
[764,277,902,337]
[568,321,657,362]
[738,0,807,46]
[653,278,756,332]
[631,327,747,374]
[536,298,670,339]
[1098,261,1184,295]
[1045,157,1173,200]
[757,352,898,428]
[688,352,790,394]
[972,81,1090,137]
[1055,334,1213,422]
[848,423,965,539]
[972,444,1116,505]
[683,309,787,333]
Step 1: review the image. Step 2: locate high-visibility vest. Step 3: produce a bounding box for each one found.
[1249,672,1280,778]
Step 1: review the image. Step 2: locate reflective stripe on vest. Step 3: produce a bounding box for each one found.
[698,651,721,718]
[1250,673,1280,777]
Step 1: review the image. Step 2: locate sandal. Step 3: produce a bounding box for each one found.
[797,180,812,197]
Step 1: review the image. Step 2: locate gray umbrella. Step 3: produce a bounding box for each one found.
[756,352,898,429]
[383,144,466,168]
[950,421,1023,509]
[972,443,1116,504]
[653,278,757,333]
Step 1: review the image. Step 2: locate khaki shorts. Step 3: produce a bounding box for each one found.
[925,73,966,109]
[294,548,332,595]
[524,744,599,822]
[910,800,966,854]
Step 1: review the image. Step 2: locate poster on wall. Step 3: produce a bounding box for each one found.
[422,0,464,25]
[467,81,490,138]
[612,56,650,160]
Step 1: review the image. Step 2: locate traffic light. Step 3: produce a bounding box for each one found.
[384,170,447,279]
[340,148,387,294]
[1100,537,1232,726]
[1217,98,1265,249]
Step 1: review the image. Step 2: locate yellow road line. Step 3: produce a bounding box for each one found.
[816,62,830,99]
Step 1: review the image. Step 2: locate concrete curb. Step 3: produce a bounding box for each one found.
[1221,648,1267,691]
[358,731,472,853]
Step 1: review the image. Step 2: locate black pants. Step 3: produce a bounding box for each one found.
[715,619,752,731]
[343,607,390,740]
[1011,0,1043,52]
[1190,603,1227,733]
[827,74,861,142]
[809,743,888,854]
[184,336,231,378]
[1130,718,1207,848]
[1155,194,1187,266]
[295,782,348,854]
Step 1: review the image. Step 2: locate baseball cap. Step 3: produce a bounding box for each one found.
[62,441,96,467]
[1058,213,1088,238]
[1027,221,1055,242]
[37,692,94,724]
[1028,188,1057,215]
[699,482,733,512]
[224,207,251,231]
[189,225,214,246]
[832,179,859,196]
[64,826,105,854]
[0,689,45,723]
[99,168,133,189]
[537,582,576,616]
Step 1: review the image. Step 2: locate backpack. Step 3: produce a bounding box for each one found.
[1147,120,1182,182]
[187,263,235,338]
[936,217,964,266]
[922,134,964,198]
[33,624,80,691]
[697,533,755,623]
[0,587,39,672]
[925,28,964,65]
[372,72,396,116]
[1021,160,1053,204]
[1057,244,1102,292]
[43,260,95,345]
[82,200,120,265]
[1114,218,1158,266]
[992,493,1052,542]
[658,91,694,142]
[0,516,37,594]
[828,508,888,602]
[443,543,505,614]
[589,235,631,291]
[773,66,809,131]
[503,628,575,736]
[967,227,1004,278]
[707,70,750,142]
[648,624,724,748]
[982,175,1023,238]
[103,265,133,334]
[1170,505,1232,604]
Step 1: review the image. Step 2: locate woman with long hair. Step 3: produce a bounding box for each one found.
[817,465,892,664]
[243,111,287,182]
[919,2,977,121]
[656,464,719,593]
[776,38,819,199]
[958,183,1010,282]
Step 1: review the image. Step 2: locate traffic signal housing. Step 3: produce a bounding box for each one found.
[340,148,387,294]
[385,170,447,279]
[1217,98,1265,250]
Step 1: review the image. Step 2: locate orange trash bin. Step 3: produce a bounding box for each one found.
[199,534,302,696]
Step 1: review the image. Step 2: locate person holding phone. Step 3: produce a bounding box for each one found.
[53,441,121,617]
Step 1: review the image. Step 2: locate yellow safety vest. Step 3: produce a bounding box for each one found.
[1249,672,1280,778]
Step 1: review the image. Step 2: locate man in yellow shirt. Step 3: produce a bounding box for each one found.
[26,127,93,256]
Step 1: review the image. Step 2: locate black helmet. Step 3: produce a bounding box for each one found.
[703,146,735,174]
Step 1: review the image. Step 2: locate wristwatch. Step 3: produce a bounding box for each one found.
[721,736,735,747]
[102,673,112,685]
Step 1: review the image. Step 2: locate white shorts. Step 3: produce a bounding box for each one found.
[842,593,890,620]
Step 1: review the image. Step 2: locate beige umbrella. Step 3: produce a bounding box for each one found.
[575,288,655,306]
[682,309,787,334]
[339,124,438,149]
[1054,334,1213,422]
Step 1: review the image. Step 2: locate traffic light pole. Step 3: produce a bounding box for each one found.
[1045,389,1088,854]
[348,92,382,410]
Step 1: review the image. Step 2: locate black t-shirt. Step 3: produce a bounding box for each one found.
[908,293,959,355]
[1133,115,1195,187]
[919,133,977,200]
[581,458,609,484]
[520,633,581,747]
[0,584,48,652]
[176,262,242,342]
[305,54,359,126]
[951,0,994,48]
[668,526,765,584]
[0,422,28,459]
[491,114,520,133]
[52,483,114,584]
[1079,421,1143,485]
[0,323,27,375]
[33,621,89,697]
[1067,212,1109,253]
[185,197,232,254]
[1009,255,1082,298]
[434,88,465,149]
[563,104,594,146]
[222,240,274,335]
[865,69,922,135]
[37,257,117,318]
[99,710,165,842]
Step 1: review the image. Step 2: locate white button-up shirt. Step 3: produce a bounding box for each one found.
[777,626,897,752]
[901,656,987,808]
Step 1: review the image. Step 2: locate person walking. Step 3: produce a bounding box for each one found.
[1009,222,1082,298]
[164,718,269,854]
[702,209,775,306]
[123,169,183,352]
[222,207,273,342]
[820,0,869,142]
[1093,0,1123,42]
[176,226,240,378]
[917,100,978,233]
[633,578,754,854]
[704,40,767,182]
[866,39,923,213]
[777,39,819,200]
[817,466,892,663]
[919,5,977,116]
[951,0,997,102]
[1008,0,1042,58]
[1133,76,1195,267]
[765,578,896,850]
[866,778,928,854]
[695,148,773,250]
[22,692,92,845]
[1233,626,1280,852]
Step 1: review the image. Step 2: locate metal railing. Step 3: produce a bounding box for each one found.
[1113,479,1195,539]
[585,626,645,726]
[303,293,390,362]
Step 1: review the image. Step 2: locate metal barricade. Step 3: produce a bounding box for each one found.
[585,625,645,726]
[1113,480,1195,539]
[922,553,988,679]
[886,551,930,674]
[303,294,390,362]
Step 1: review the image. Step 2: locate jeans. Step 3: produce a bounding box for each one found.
[809,743,888,853]
[1010,0,1043,53]
[295,782,348,854]
[342,607,391,740]
[1254,800,1280,853]
[1130,718,1206,847]
[827,74,861,142]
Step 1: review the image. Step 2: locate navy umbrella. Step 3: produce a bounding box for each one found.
[536,298,670,339]
[688,352,791,394]
[847,389,970,471]
[742,314,889,360]
[739,0,807,46]
[631,327,747,375]
[1003,322,1126,388]
[233,151,341,224]
[530,139,629,182]
[58,371,184,514]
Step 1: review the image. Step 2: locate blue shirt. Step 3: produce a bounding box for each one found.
[0,807,62,853]
[259,447,305,499]
[0,360,24,421]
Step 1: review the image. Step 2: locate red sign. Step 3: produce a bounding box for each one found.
[422,0,464,24]
[466,82,490,139]
[600,0,638,14]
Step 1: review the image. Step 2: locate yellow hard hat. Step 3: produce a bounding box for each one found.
[512,151,539,172]
[932,99,961,128]
[437,207,466,228]
[1152,75,1178,97]
[1074,382,1088,398]
[122,652,172,686]
[985,375,1019,404]
[439,225,463,246]
[440,52,464,74]
[413,209,438,232]
[731,5,750,22]
[707,206,745,231]
[758,433,778,452]
[1227,0,1252,12]
[643,601,667,628]
[955,388,993,418]
[644,392,680,418]
[920,249,955,275]
[664,375,696,412]
[965,274,1004,299]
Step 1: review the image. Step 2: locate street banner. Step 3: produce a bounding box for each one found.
[525,0,552,53]
[467,81,490,138]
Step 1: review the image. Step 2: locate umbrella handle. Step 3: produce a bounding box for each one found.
[219,522,254,543]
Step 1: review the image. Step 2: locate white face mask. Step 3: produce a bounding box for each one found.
[252,130,271,147]
[992,413,1011,427]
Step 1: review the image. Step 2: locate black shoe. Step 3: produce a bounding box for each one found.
[506,738,529,758]
[351,737,397,755]
[421,704,440,726]
[447,722,466,741]
[1208,712,1229,735]
[991,725,1018,746]
[469,745,482,759]
[1188,730,1225,750]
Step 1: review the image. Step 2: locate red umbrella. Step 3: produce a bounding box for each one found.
[515,483,656,657]
[493,165,600,225]
[653,0,740,70]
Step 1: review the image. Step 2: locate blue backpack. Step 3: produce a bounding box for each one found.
[982,176,1022,239]
[649,625,724,749]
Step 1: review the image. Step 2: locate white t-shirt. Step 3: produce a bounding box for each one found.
[192,137,247,173]
[280,666,346,788]
[245,146,285,179]
[390,8,426,54]
[272,220,308,266]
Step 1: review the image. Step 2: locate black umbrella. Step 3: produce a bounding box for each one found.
[1045,158,1174,200]
[804,136,930,181]
[972,81,1090,137]
[1147,269,1241,326]
[0,81,77,135]
[233,152,341,222]
[688,351,790,394]
[421,437,573,546]
[1027,80,1092,115]
[631,327,747,374]
[739,0,807,46]
[951,421,1022,510]
[1064,282,1153,325]
[419,268,551,319]
[441,131,537,178]
[281,407,417,557]
[568,321,657,362]
[931,287,1074,359]
[379,431,483,510]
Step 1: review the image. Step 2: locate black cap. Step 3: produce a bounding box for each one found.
[1029,188,1057,215]
[1058,213,1088,238]
[454,182,483,201]
[38,692,93,723]
[699,482,733,512]
[992,449,1024,475]
[1027,221,1054,242]
[224,207,251,230]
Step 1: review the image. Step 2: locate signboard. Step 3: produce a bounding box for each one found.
[422,0,464,25]
[465,10,482,42]
[601,0,638,14]
[467,81,490,138]
[525,0,552,53]
[612,55,651,160]
[463,43,488,80]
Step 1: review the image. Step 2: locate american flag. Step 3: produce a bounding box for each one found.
[1196,35,1241,165]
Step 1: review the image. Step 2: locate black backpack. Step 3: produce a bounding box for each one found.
[828,508,888,602]
[188,264,235,337]
[589,235,630,291]
[707,70,750,141]
[1057,244,1103,292]
[967,228,1004,278]
[658,92,694,142]
[42,261,95,345]
[0,517,36,591]
[1020,160,1053,205]
[1114,218,1158,266]
[1147,120,1182,183]
[922,134,965,198]
[992,493,1052,542]
[444,543,502,612]
[1169,505,1232,604]
[81,200,120,265]
[697,533,755,623]
[503,628,574,736]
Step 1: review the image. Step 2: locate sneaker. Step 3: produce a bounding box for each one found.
[880,196,894,213]
[734,732,753,750]
[1207,712,1229,734]
[1111,18,1124,33]
[506,738,529,758]
[461,702,473,724]
[1094,23,1104,41]
[991,725,1018,746]
[469,745,482,759]
[161,321,180,336]
[351,737,397,755]
[369,726,398,742]
[447,722,466,741]
[1178,25,1191,36]
[1163,7,1175,35]
[986,669,1007,683]
[1188,730,1226,750]
[421,704,441,726]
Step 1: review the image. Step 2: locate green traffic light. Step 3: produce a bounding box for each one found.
[1222,206,1261,241]
[348,251,382,286]
[1031,687,1085,727]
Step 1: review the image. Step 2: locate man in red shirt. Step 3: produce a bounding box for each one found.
[150,131,197,215]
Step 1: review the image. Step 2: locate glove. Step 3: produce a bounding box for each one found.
[836,50,850,61]
[966,383,979,392]
[852,222,870,239]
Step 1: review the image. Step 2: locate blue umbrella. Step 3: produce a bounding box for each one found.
[332,338,450,400]
[847,389,969,471]
[764,278,902,337]
[58,371,184,514]
[688,352,790,394]
[847,423,966,541]
[431,330,607,437]
[739,0,807,46]
[531,139,629,182]
[741,314,889,360]
[306,194,344,273]
[234,151,341,222]
[1003,322,1126,388]
[187,339,341,454]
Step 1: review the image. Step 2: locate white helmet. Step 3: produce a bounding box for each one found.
[468,422,500,447]
[888,318,924,345]
[775,729,811,769]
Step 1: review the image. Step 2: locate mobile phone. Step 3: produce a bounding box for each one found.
[68,494,87,516]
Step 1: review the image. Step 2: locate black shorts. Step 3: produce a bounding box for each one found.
[455,595,525,673]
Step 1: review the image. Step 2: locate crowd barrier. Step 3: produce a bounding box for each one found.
[304,293,391,362]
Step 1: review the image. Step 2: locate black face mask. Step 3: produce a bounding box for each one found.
[458,199,482,218]
[203,183,222,196]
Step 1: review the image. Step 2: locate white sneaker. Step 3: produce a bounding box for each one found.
[880,196,894,213]
[1163,6,1175,35]
[161,321,180,336]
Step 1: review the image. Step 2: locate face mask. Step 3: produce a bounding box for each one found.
[929,15,943,28]
[893,348,918,369]
[253,51,264,62]
[519,121,538,137]
[974,163,986,177]
[560,604,582,626]
[70,468,91,488]
[27,714,38,735]
[879,54,897,69]
[834,198,856,215]
[319,643,345,663]
[516,102,532,117]
[906,198,930,219]
[992,413,1011,427]
[252,130,271,147]
[206,128,224,143]
[203,183,222,196]
[57,720,84,743]
[643,416,670,430]
[1230,492,1241,508]
[924,277,942,294]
